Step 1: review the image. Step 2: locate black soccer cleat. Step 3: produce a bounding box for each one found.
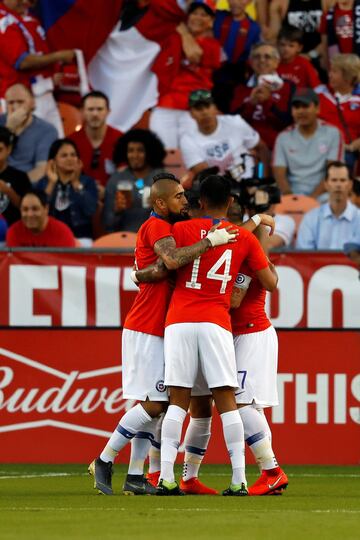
[156,479,185,496]
[222,483,248,496]
[123,474,158,495]
[88,457,113,495]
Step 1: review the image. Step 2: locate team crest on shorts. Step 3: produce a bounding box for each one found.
[156,380,166,392]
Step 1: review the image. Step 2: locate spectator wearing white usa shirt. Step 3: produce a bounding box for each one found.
[180,89,265,187]
[296,161,360,249]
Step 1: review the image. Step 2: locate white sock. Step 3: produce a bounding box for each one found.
[149,414,164,474]
[182,417,211,481]
[256,407,273,442]
[239,405,278,471]
[128,416,158,475]
[220,410,246,486]
[160,405,187,483]
[100,404,152,463]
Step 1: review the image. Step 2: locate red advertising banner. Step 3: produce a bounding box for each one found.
[0,329,359,465]
[0,250,359,328]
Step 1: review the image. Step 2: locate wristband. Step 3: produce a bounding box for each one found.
[234,273,252,290]
[130,270,139,284]
[251,214,261,227]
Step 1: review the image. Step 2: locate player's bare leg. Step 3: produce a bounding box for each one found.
[180,395,218,495]
[157,386,192,495]
[211,387,248,496]
[238,403,288,495]
[89,401,166,495]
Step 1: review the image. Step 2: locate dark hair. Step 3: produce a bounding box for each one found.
[0,126,15,147]
[48,138,80,160]
[152,172,179,184]
[200,174,232,208]
[113,129,166,168]
[278,24,304,45]
[325,161,352,180]
[81,90,110,109]
[21,188,49,207]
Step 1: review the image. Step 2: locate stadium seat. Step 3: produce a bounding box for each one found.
[58,102,82,136]
[164,149,187,178]
[92,231,137,248]
[276,194,320,228]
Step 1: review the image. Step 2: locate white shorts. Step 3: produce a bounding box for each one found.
[233,325,278,407]
[164,322,238,390]
[122,329,168,401]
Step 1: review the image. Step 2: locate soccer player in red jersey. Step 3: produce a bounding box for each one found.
[89,173,237,495]
[231,224,288,496]
[157,175,278,496]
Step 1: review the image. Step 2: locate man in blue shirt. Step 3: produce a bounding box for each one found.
[296,161,360,249]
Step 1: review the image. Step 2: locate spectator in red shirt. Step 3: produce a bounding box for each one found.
[277,25,321,88]
[317,53,360,171]
[69,91,123,196]
[6,188,76,247]
[150,0,221,148]
[319,1,358,69]
[231,42,295,150]
[0,0,75,135]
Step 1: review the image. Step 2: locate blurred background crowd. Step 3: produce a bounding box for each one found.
[0,0,360,262]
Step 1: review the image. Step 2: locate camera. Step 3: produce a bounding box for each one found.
[185,155,281,214]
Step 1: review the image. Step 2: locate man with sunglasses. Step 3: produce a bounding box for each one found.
[69,91,122,194]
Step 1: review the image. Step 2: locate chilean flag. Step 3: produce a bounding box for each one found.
[36,0,123,63]
[36,1,190,131]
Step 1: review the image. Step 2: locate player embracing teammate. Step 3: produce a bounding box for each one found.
[89,172,288,496]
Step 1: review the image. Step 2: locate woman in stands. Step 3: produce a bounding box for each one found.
[37,138,98,244]
[317,53,360,172]
[102,129,166,233]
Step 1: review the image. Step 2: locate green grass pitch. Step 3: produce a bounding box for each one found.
[0,464,359,540]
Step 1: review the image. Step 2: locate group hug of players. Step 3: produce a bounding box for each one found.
[88,172,288,497]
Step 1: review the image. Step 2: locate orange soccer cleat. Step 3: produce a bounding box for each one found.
[179,477,219,495]
[248,468,288,496]
[146,471,160,487]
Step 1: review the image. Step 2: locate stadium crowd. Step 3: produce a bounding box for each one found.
[0,0,360,255]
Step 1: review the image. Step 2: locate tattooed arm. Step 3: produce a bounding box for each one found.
[134,259,169,283]
[153,235,211,271]
[153,225,239,271]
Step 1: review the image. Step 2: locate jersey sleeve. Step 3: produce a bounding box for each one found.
[147,218,172,248]
[244,232,269,272]
[0,22,29,68]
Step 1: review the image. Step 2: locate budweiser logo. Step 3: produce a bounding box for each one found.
[0,347,129,438]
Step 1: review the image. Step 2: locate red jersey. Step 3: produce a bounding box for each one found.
[0,4,52,97]
[69,126,122,187]
[154,34,221,110]
[278,56,320,88]
[319,7,354,54]
[318,87,360,144]
[165,218,268,332]
[231,262,271,335]
[6,217,76,247]
[231,78,295,149]
[124,214,173,337]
